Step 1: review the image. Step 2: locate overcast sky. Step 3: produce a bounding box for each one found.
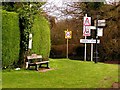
[46,0,120,4]
[43,0,119,20]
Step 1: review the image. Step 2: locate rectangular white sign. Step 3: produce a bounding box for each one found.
[97,28,103,36]
[98,20,105,23]
[86,26,96,29]
[80,39,100,43]
[98,23,105,26]
[94,20,106,26]
[98,20,106,26]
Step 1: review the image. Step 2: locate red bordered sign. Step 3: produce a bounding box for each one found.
[65,29,72,39]
[83,17,91,36]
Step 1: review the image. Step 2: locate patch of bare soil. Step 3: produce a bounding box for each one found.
[112,82,120,88]
[38,68,55,72]
[104,60,120,64]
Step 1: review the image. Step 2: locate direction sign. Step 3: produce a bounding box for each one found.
[80,39,100,43]
[83,16,91,36]
[94,20,106,26]
[86,26,96,29]
[98,20,106,26]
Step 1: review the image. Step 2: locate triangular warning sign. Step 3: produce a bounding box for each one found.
[84,17,91,26]
[83,26,91,36]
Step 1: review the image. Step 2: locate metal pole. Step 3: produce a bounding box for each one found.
[84,36,87,61]
[67,38,68,59]
[95,15,98,63]
[91,42,93,61]
[84,14,87,61]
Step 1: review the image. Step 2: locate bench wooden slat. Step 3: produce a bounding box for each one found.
[35,61,49,64]
[27,55,42,59]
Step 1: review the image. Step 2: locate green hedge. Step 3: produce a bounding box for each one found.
[2,10,20,68]
[31,15,51,61]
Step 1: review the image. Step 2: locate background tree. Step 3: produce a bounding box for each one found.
[43,1,120,61]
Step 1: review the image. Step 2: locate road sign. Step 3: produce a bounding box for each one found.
[97,28,103,36]
[83,16,91,36]
[80,39,100,43]
[98,20,106,26]
[84,17,91,26]
[86,26,96,29]
[65,30,72,39]
[95,20,106,26]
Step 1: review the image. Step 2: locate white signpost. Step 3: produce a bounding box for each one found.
[81,14,105,62]
[65,29,72,59]
[80,39,100,61]
[83,14,91,61]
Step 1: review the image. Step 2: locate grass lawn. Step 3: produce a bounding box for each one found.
[2,59,118,88]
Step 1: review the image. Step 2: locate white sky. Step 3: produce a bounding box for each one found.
[43,0,119,20]
[46,0,120,8]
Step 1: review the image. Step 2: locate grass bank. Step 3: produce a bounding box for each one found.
[2,59,118,88]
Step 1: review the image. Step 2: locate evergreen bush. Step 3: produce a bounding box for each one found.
[31,15,51,61]
[2,10,20,68]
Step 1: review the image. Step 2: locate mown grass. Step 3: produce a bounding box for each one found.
[2,59,118,88]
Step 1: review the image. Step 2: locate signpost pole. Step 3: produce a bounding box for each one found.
[95,15,99,63]
[84,14,87,61]
[91,41,93,61]
[67,38,68,59]
[83,14,91,61]
[65,29,72,59]
[84,36,87,61]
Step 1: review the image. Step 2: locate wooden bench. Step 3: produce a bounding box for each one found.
[26,54,49,71]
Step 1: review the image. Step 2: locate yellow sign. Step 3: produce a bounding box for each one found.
[65,29,72,39]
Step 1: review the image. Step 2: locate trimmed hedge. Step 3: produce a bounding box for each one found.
[31,15,51,61]
[2,10,20,68]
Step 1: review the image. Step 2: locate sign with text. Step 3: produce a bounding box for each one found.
[94,20,106,26]
[97,28,103,36]
[98,20,106,26]
[83,16,91,36]
[80,39,100,43]
[86,26,96,29]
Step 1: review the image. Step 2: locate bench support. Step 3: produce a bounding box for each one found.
[28,61,49,71]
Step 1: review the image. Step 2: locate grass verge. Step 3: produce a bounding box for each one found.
[2,59,118,88]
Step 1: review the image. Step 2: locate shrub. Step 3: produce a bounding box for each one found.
[2,10,20,68]
[31,14,51,61]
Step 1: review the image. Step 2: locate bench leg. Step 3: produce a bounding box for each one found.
[35,65,39,71]
[47,62,49,69]
[28,64,30,69]
[39,63,49,68]
[39,64,42,68]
